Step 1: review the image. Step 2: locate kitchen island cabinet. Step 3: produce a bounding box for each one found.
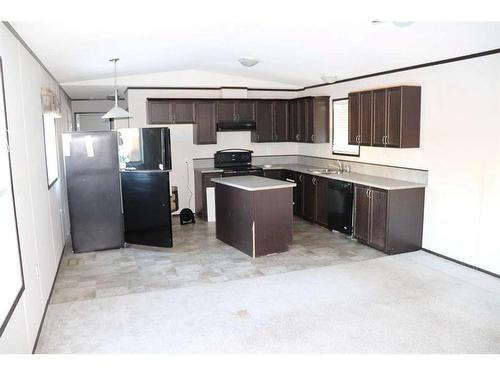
[212,176,295,257]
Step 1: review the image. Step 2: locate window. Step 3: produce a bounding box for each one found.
[332,98,360,156]
[43,114,59,187]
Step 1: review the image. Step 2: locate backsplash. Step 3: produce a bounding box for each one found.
[193,154,428,185]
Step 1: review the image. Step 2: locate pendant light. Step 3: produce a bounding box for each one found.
[102,58,132,119]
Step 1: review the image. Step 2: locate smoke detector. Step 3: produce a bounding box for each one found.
[320,75,338,84]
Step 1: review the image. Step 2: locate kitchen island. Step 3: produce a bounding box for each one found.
[211,176,296,258]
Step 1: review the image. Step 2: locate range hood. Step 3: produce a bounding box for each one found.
[216,121,256,132]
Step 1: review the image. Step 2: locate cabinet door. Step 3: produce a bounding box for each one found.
[359,91,373,145]
[304,97,315,143]
[148,100,173,124]
[288,100,297,141]
[273,101,289,142]
[236,100,255,122]
[353,185,370,243]
[369,188,388,250]
[315,177,329,228]
[193,101,216,144]
[296,99,306,142]
[217,101,236,122]
[348,93,360,145]
[303,174,316,222]
[311,97,330,143]
[294,173,304,216]
[372,89,387,147]
[255,101,274,142]
[386,87,402,147]
[172,100,196,123]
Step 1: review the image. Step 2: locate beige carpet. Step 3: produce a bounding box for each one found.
[36,251,500,353]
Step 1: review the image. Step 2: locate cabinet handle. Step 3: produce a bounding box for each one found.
[299,174,303,182]
[311,134,315,142]
[356,135,360,144]
[312,177,316,185]
[366,189,369,198]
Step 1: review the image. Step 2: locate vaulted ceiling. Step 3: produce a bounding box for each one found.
[10,17,500,99]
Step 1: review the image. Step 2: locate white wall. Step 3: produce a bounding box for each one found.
[301,54,500,275]
[0,23,71,353]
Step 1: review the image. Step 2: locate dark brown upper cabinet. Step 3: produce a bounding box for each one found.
[193,101,217,145]
[288,100,297,142]
[288,97,329,143]
[348,86,421,148]
[236,100,255,122]
[171,100,196,123]
[148,96,331,144]
[359,91,373,146]
[252,101,274,142]
[305,97,330,143]
[295,98,306,142]
[372,89,387,147]
[216,100,256,123]
[252,100,289,143]
[148,99,172,124]
[353,184,425,254]
[147,99,195,124]
[347,92,372,145]
[216,100,237,122]
[273,100,289,142]
[348,92,361,145]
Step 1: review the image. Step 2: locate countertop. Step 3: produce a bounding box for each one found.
[211,176,296,192]
[256,164,426,190]
[195,164,426,191]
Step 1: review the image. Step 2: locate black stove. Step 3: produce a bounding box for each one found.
[214,149,264,177]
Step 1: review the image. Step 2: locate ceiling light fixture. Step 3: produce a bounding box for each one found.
[102,58,132,120]
[238,57,259,67]
[321,75,338,84]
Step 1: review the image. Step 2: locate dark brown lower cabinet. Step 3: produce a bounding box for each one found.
[353,184,424,254]
[315,177,329,228]
[303,174,316,222]
[263,169,286,180]
[262,170,330,228]
[294,172,305,217]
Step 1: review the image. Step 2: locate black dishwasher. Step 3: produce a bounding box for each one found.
[328,180,353,235]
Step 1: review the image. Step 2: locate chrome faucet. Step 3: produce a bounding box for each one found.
[337,159,342,172]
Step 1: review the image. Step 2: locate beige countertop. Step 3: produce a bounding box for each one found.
[211,176,296,192]
[257,164,426,190]
[195,164,426,191]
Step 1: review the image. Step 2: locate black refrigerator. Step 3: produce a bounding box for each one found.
[117,127,173,248]
[64,131,124,253]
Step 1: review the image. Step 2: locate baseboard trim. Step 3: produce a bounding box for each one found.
[422,248,500,279]
[31,245,66,354]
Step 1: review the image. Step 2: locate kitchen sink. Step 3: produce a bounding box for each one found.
[306,168,342,175]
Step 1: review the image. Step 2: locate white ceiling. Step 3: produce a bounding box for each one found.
[10,16,500,99]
